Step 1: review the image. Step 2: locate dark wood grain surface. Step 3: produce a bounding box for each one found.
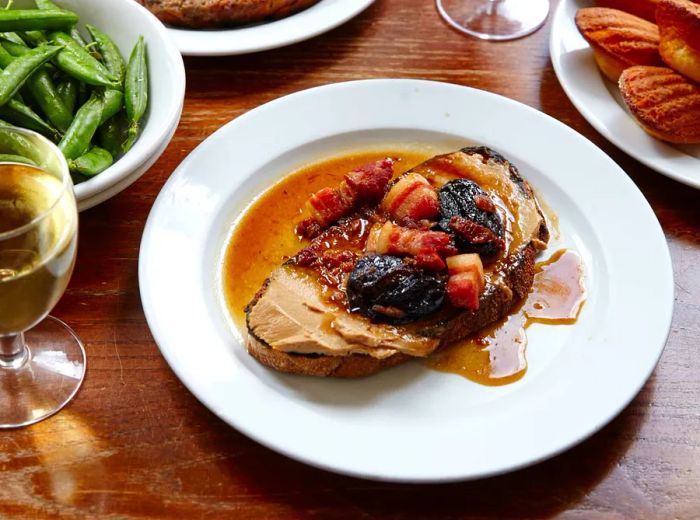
[2,0,699,518]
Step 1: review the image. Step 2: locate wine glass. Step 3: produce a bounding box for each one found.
[0,126,84,428]
[436,0,550,41]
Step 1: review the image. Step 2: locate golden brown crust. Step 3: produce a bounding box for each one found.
[595,0,660,22]
[619,65,700,143]
[247,336,413,378]
[657,0,700,83]
[138,0,321,28]
[575,8,662,81]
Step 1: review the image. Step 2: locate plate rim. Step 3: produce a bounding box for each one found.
[167,0,375,57]
[139,79,674,482]
[549,0,700,189]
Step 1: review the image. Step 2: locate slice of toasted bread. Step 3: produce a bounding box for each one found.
[657,0,700,83]
[138,0,321,28]
[245,147,549,378]
[619,65,700,143]
[595,0,660,22]
[576,7,662,81]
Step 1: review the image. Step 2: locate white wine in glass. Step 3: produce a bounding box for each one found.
[0,127,84,428]
[436,0,550,41]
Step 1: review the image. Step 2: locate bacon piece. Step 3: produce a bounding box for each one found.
[344,158,395,202]
[366,221,457,270]
[447,271,483,310]
[449,216,505,252]
[381,173,440,221]
[446,254,485,310]
[296,159,395,238]
[474,194,496,213]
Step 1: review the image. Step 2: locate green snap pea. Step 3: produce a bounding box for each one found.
[35,0,66,11]
[0,44,63,107]
[48,31,119,88]
[56,77,77,114]
[85,24,124,82]
[25,70,72,132]
[67,145,112,176]
[0,153,36,165]
[0,38,72,131]
[58,90,103,159]
[98,111,127,157]
[123,36,146,152]
[0,121,43,162]
[0,32,27,46]
[0,98,61,142]
[19,31,47,46]
[0,10,78,32]
[100,88,122,125]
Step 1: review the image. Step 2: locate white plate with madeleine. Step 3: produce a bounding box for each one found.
[550,0,700,189]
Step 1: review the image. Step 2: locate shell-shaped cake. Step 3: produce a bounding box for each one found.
[576,7,662,81]
[657,0,700,83]
[595,0,660,22]
[619,65,700,143]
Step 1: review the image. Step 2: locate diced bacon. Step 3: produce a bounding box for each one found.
[307,187,352,227]
[447,271,482,310]
[366,222,457,270]
[446,254,485,310]
[474,194,496,213]
[296,159,395,238]
[344,158,395,202]
[449,216,505,251]
[381,173,440,221]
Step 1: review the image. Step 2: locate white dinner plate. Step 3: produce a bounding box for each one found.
[550,0,700,189]
[165,0,374,56]
[139,79,673,482]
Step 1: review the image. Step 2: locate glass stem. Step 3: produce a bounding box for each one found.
[0,333,28,368]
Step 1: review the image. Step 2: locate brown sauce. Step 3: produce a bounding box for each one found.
[222,148,434,330]
[425,249,586,386]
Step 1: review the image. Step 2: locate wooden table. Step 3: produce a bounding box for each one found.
[2,1,699,518]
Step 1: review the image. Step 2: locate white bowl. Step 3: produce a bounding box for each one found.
[15,0,186,211]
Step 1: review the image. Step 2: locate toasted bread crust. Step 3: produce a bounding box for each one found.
[247,335,414,377]
[619,65,700,142]
[245,147,550,378]
[657,0,700,82]
[138,0,320,28]
[575,8,662,81]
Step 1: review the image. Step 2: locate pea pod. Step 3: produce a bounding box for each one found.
[0,98,61,142]
[123,36,147,152]
[0,10,78,32]
[19,31,47,46]
[58,90,103,159]
[100,88,122,125]
[0,32,27,46]
[0,122,43,162]
[48,31,119,88]
[68,145,112,176]
[0,153,36,165]
[56,77,77,114]
[35,0,68,12]
[0,39,73,131]
[85,24,124,82]
[99,111,127,157]
[0,44,63,107]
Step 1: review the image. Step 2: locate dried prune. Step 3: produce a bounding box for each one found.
[437,179,504,256]
[346,254,446,323]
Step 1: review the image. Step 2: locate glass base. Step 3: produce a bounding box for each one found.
[0,316,86,428]
[436,0,550,41]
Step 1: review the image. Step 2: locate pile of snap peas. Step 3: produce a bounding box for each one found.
[0,0,148,181]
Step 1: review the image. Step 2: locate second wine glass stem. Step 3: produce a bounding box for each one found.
[0,333,28,368]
